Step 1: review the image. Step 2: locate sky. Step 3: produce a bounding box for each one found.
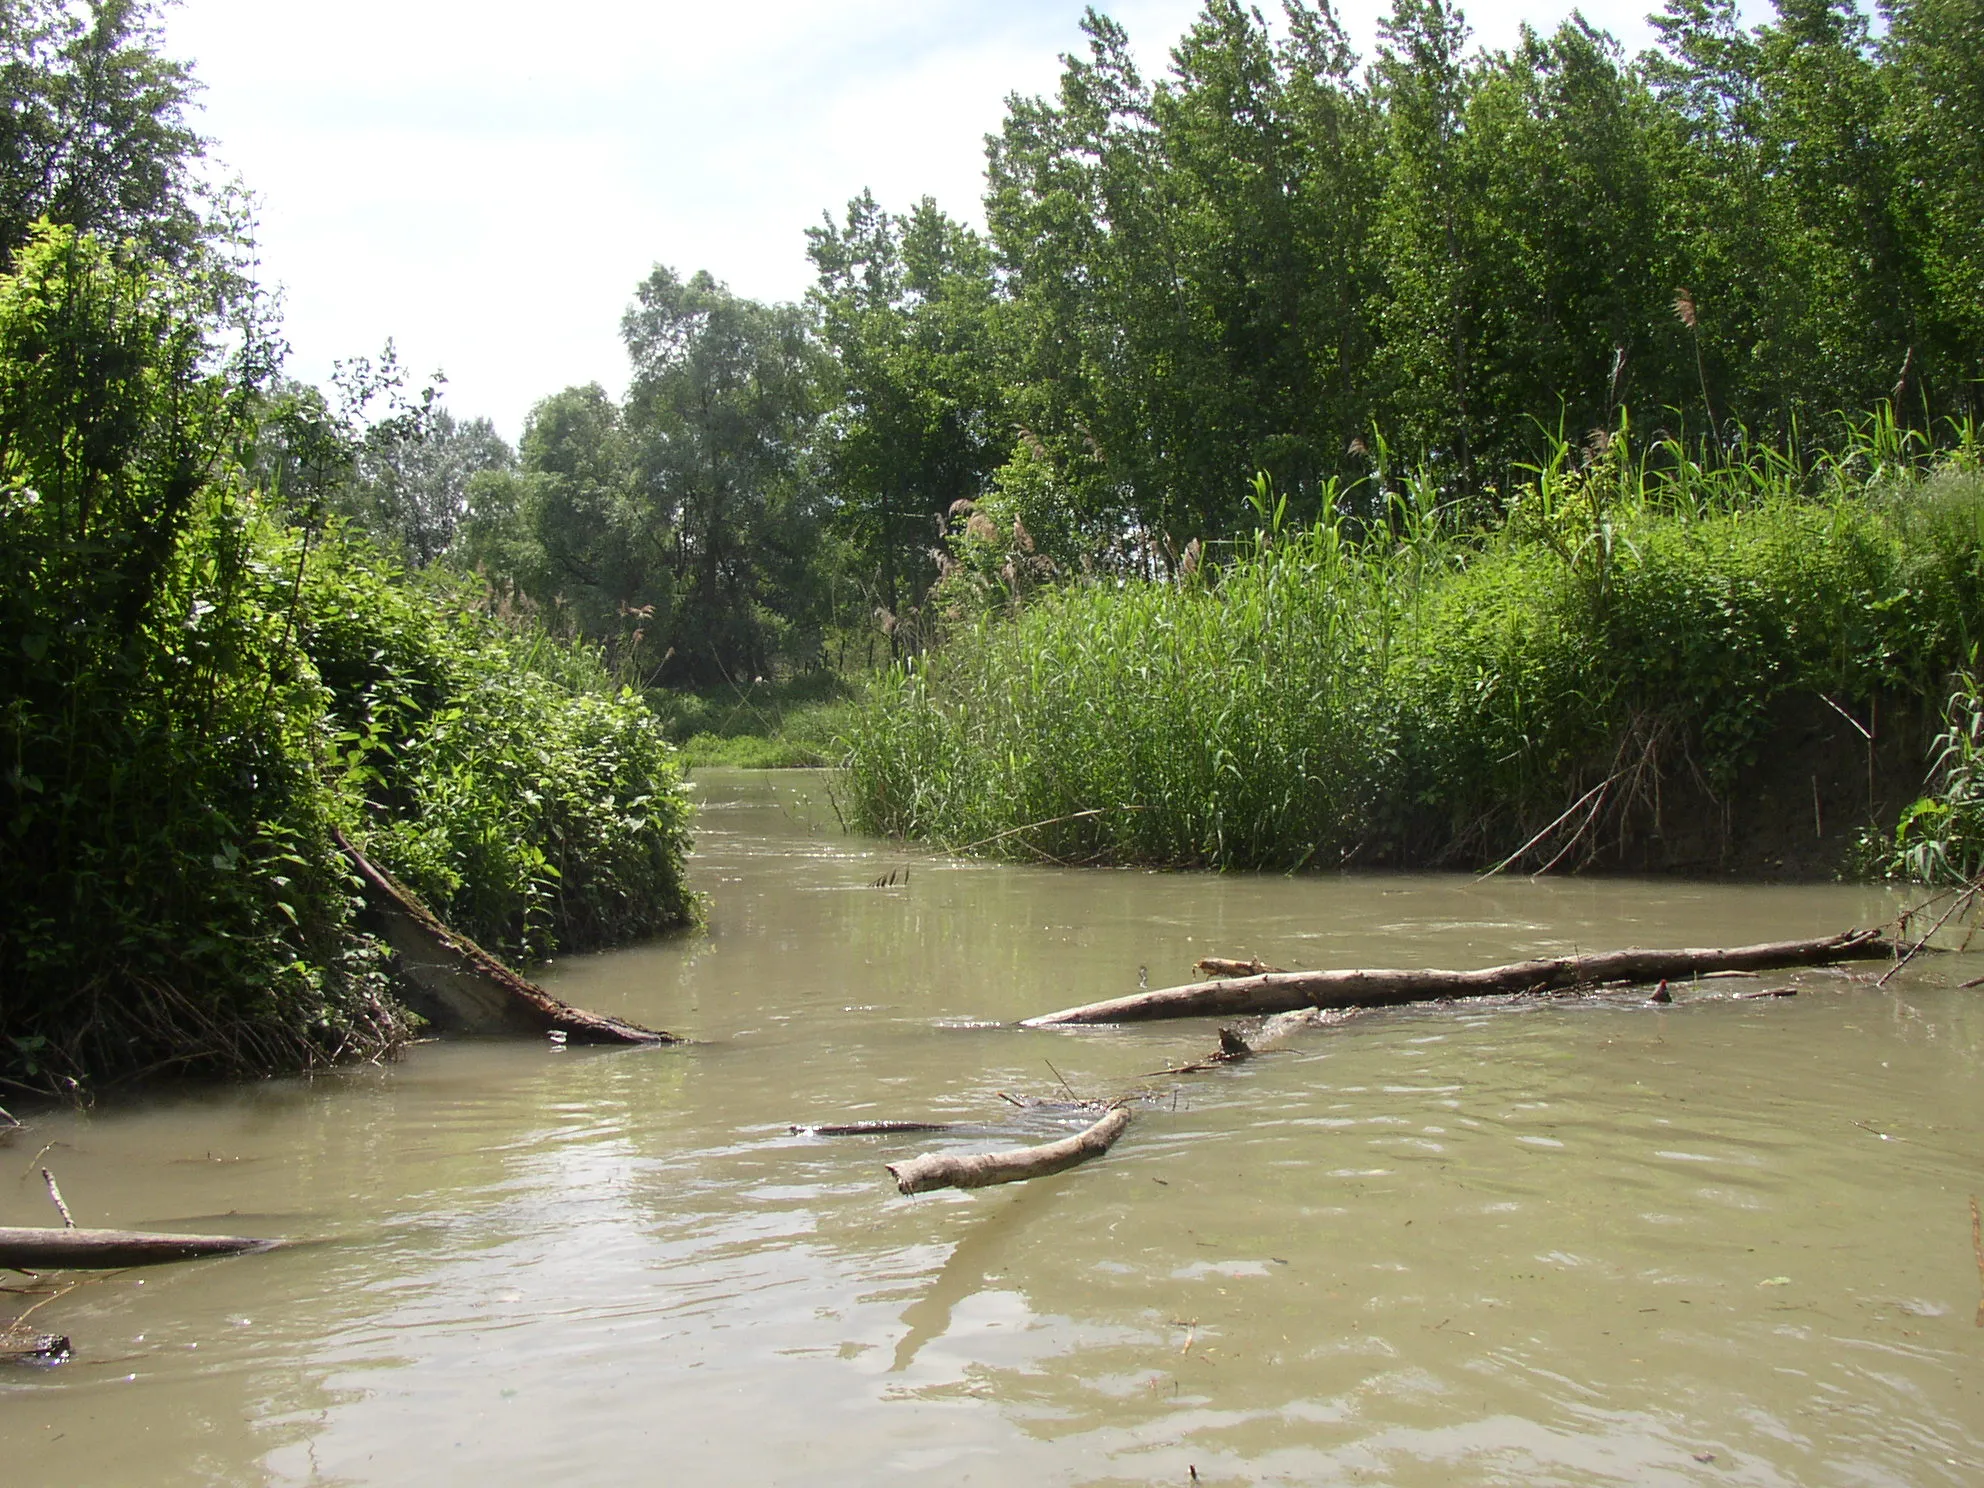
[163,0,1668,443]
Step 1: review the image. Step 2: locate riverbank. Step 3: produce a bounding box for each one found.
[842,438,1984,878]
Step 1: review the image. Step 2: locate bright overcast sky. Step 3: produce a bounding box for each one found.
[165,0,1665,442]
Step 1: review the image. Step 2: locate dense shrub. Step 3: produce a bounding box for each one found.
[0,227,695,1095]
[0,228,407,1089]
[303,538,695,959]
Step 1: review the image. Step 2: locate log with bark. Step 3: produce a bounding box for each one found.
[887,1107,1132,1195]
[1024,929,1899,1026]
[0,1226,277,1270]
[336,828,675,1044]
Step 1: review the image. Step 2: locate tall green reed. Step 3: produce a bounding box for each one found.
[843,424,1984,875]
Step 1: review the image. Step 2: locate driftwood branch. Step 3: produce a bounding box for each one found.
[1024,930,1899,1026]
[887,1107,1132,1195]
[335,828,675,1045]
[1,1332,69,1365]
[0,1227,277,1271]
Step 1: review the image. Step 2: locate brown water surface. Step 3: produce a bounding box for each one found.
[4,769,1982,1485]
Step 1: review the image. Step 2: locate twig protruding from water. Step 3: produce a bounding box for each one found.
[40,1170,72,1229]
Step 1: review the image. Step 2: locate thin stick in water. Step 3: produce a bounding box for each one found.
[41,1169,73,1229]
[1044,1058,1078,1102]
[1971,1196,1983,1329]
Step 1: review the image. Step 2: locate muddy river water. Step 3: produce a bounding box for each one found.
[5,769,1983,1485]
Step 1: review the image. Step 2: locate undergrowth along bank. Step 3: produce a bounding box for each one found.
[303,538,696,960]
[841,428,1984,874]
[0,227,695,1096]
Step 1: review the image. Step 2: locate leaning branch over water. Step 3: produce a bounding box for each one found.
[337,830,676,1045]
[1023,930,1899,1026]
[887,1107,1132,1194]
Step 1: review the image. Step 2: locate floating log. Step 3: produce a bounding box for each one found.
[0,1226,277,1270]
[1024,929,1899,1026]
[335,828,674,1044]
[888,1107,1132,1195]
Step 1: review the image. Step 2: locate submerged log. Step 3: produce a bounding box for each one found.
[0,1226,277,1270]
[0,1333,70,1366]
[1194,956,1285,978]
[335,829,675,1045]
[1152,1008,1359,1074]
[1025,929,1899,1026]
[792,1120,957,1136]
[888,1107,1132,1195]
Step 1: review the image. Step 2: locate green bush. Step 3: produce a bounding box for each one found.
[0,228,406,1089]
[1890,668,1984,885]
[301,538,696,962]
[0,226,697,1094]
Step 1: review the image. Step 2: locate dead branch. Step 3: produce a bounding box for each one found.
[1879,872,1984,988]
[1477,770,1623,880]
[1023,930,1899,1026]
[887,1107,1132,1195]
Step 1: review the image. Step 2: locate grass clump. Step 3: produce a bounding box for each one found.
[845,503,1394,866]
[842,436,1984,874]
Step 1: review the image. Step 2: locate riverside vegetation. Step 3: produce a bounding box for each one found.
[842,427,1984,877]
[0,226,694,1096]
[5,0,1984,1090]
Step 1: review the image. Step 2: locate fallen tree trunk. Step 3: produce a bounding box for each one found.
[888,1107,1132,1195]
[336,829,675,1045]
[1024,929,1899,1026]
[0,1227,277,1270]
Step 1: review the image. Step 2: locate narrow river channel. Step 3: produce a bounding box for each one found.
[6,768,1983,1485]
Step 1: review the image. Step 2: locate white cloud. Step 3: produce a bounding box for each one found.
[166,0,1664,441]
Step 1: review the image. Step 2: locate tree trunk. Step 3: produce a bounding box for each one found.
[1023,930,1898,1026]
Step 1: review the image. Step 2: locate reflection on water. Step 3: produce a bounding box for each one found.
[4,769,1982,1485]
